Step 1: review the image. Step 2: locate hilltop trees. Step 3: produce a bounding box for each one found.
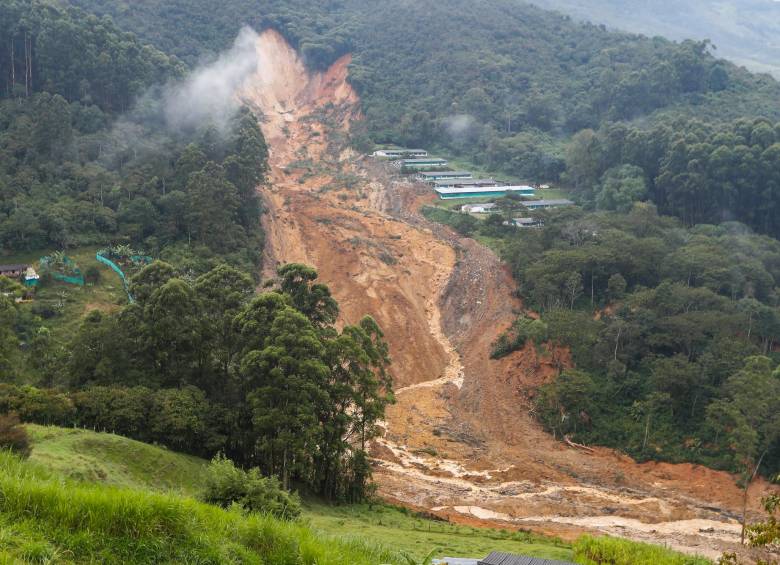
[565,118,780,239]
[59,262,395,501]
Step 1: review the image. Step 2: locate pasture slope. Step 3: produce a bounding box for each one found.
[240,29,776,560]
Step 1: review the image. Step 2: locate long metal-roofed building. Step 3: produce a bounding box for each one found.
[395,157,449,169]
[479,552,576,565]
[520,199,574,209]
[418,170,473,182]
[0,264,29,278]
[372,148,428,158]
[435,184,536,200]
[433,178,499,189]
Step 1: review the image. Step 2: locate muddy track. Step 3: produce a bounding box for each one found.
[241,29,777,561]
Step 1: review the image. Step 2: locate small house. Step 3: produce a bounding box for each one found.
[512,217,543,228]
[0,264,28,279]
[461,203,497,214]
[23,266,40,286]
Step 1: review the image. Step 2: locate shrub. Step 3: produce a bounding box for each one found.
[0,413,31,458]
[200,455,301,520]
[490,315,548,359]
[84,266,101,285]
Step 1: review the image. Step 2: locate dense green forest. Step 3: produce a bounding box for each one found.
[566,118,780,238]
[1,0,268,272]
[426,200,780,478]
[1,262,394,500]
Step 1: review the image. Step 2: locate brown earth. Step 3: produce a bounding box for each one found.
[240,29,778,561]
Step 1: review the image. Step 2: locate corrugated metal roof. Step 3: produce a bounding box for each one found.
[478,552,576,565]
[419,170,472,176]
[435,185,534,195]
[521,199,574,207]
[433,178,497,187]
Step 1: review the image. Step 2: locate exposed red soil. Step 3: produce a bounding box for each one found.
[241,29,778,561]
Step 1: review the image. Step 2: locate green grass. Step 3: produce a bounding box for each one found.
[0,451,403,564]
[574,535,711,565]
[535,187,570,199]
[305,501,573,561]
[16,422,713,563]
[26,425,208,496]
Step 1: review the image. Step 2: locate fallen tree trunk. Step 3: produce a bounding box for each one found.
[564,435,595,453]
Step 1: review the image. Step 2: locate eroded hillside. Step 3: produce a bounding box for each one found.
[240,29,776,560]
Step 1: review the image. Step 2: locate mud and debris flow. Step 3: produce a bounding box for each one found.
[240,29,777,560]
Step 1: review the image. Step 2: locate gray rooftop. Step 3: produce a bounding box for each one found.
[479,552,577,565]
[401,158,447,163]
[419,170,472,177]
[513,217,540,224]
[433,178,497,186]
[521,199,574,207]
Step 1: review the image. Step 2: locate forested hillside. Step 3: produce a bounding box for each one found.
[60,0,780,240]
[534,0,780,77]
[566,118,780,238]
[1,0,268,272]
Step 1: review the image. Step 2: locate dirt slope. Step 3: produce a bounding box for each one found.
[240,29,777,560]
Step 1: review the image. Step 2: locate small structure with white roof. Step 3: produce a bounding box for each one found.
[461,203,497,214]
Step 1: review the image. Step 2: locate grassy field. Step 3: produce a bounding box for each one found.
[21,426,573,561]
[0,451,402,564]
[10,424,715,563]
[27,425,208,496]
[574,536,711,565]
[305,501,574,561]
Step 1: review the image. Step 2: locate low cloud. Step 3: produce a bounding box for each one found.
[442,114,478,141]
[163,26,260,135]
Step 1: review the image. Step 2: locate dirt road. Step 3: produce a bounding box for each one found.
[240,29,777,561]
